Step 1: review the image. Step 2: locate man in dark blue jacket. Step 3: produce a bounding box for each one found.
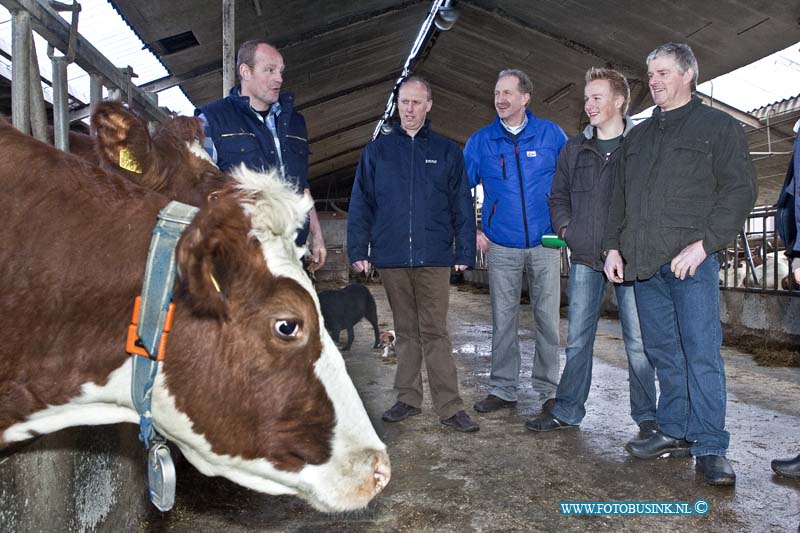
[464,69,567,419]
[347,76,479,433]
[197,40,326,269]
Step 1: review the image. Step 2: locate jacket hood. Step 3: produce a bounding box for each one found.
[582,115,635,140]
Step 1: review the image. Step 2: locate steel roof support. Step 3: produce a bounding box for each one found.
[222,0,235,97]
[28,36,48,142]
[11,9,31,133]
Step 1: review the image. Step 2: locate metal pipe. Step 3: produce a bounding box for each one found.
[88,73,103,134]
[222,0,235,97]
[89,73,103,105]
[373,0,446,139]
[11,9,31,134]
[51,56,69,151]
[28,36,48,142]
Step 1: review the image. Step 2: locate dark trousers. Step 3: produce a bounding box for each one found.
[634,255,729,456]
[380,267,463,419]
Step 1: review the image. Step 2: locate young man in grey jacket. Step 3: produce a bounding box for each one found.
[527,68,657,438]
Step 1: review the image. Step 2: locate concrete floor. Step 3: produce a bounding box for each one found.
[146,284,800,532]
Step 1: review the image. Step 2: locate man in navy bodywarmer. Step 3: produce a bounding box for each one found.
[197,40,326,268]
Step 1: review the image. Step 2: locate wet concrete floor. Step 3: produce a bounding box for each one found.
[146,284,800,532]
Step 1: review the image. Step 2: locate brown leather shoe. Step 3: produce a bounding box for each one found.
[381,401,421,423]
[473,394,517,413]
[441,410,480,433]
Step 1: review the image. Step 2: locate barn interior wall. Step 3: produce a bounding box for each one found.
[720,291,800,346]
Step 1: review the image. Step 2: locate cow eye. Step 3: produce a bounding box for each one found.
[274,320,301,338]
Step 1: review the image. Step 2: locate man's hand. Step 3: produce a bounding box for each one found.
[307,231,327,272]
[476,229,489,253]
[305,191,327,272]
[454,265,468,272]
[603,249,625,283]
[351,260,371,274]
[670,240,706,280]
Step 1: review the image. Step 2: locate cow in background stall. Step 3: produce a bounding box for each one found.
[0,107,390,512]
[92,103,225,206]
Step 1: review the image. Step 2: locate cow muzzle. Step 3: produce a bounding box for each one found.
[302,446,391,512]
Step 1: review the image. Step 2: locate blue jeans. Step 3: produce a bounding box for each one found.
[486,242,561,402]
[634,254,729,456]
[552,264,657,426]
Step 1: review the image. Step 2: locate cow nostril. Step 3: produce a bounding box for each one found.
[373,453,391,493]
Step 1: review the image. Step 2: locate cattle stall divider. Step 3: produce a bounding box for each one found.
[1,0,169,150]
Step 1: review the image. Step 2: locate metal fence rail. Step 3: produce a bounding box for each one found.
[473,205,799,296]
[719,205,797,294]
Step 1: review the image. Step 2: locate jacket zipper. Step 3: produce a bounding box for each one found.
[487,200,498,228]
[500,154,506,179]
[409,137,415,265]
[514,143,530,247]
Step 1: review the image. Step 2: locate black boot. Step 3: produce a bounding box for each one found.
[636,420,659,440]
[625,431,692,459]
[696,455,736,486]
[771,453,800,479]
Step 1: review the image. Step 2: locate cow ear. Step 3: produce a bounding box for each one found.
[175,219,232,320]
[91,102,154,182]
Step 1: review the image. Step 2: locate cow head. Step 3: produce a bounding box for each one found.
[152,166,390,511]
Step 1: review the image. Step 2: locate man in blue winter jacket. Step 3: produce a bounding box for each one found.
[196,40,326,270]
[464,69,567,420]
[347,76,479,433]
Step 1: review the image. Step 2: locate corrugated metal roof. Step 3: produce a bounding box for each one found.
[698,40,800,113]
[752,94,800,120]
[0,0,194,115]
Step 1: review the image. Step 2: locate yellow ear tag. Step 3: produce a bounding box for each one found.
[209,273,221,294]
[118,147,143,174]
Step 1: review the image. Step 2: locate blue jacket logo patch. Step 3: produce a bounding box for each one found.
[526,150,537,157]
[425,159,438,164]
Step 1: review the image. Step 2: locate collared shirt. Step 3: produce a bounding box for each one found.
[500,114,529,136]
[252,101,285,178]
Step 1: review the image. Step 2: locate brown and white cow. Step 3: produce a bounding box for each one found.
[0,111,390,511]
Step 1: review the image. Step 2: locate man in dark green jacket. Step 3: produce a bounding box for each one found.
[604,42,757,486]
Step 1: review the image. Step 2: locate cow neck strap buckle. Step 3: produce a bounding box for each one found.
[128,200,198,512]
